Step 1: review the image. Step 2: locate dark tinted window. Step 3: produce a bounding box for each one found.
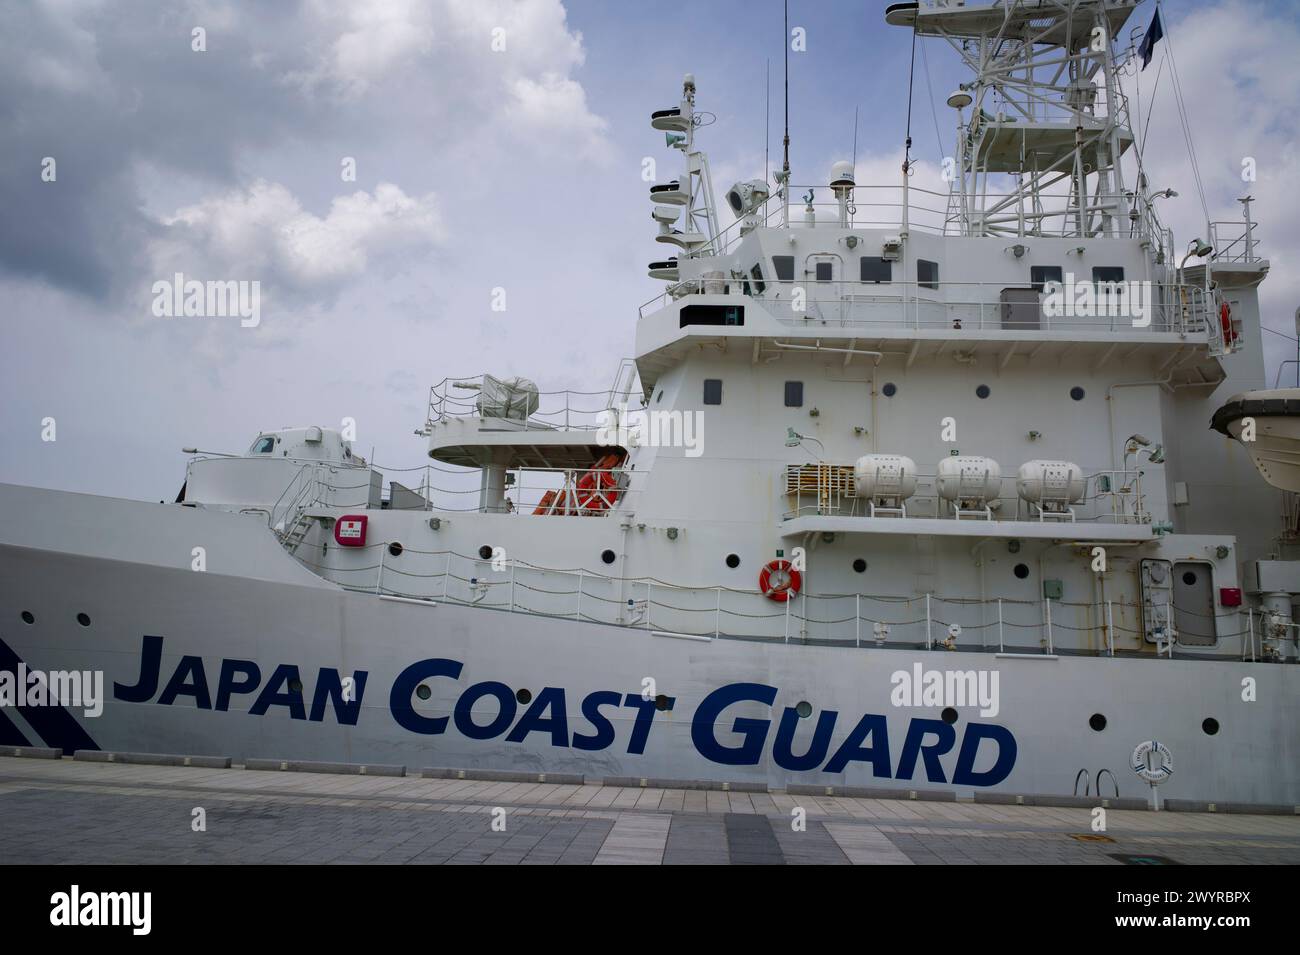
[917,259,939,290]
[1030,265,1063,291]
[680,304,744,328]
[750,263,765,295]
[772,255,795,281]
[860,257,892,283]
[1092,267,1125,283]
[815,261,833,282]
[784,381,803,407]
[703,379,722,405]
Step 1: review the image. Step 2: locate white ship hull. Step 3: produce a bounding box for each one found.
[3,484,1297,805]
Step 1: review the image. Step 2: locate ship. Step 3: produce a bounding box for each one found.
[3,0,1297,806]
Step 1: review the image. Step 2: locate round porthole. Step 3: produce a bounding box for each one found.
[1182,570,1197,586]
[654,694,671,711]
[516,688,532,704]
[76,613,91,627]
[881,382,897,397]
[976,384,990,399]
[795,701,813,718]
[415,684,432,701]
[388,542,404,558]
[1013,563,1030,579]
[1070,386,1086,401]
[1202,717,1220,736]
[941,707,959,725]
[20,611,34,625]
[478,545,494,560]
[1089,713,1107,732]
[601,549,617,564]
[852,558,867,573]
[725,553,740,569]
[289,679,304,695]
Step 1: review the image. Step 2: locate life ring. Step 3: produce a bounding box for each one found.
[759,559,801,602]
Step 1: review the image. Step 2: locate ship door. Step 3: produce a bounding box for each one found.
[804,253,843,324]
[1171,561,1217,645]
[1138,559,1174,645]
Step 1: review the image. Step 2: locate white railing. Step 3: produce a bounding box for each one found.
[422,362,641,435]
[783,467,1148,525]
[711,183,1165,256]
[643,278,1217,340]
[295,543,1256,658]
[1208,220,1261,265]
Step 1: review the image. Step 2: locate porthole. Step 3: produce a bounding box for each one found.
[1070,386,1086,401]
[725,553,740,569]
[795,701,813,718]
[1013,563,1030,579]
[1182,571,1197,586]
[388,542,404,558]
[515,688,532,705]
[975,384,990,399]
[76,613,91,627]
[289,679,304,695]
[415,684,432,701]
[881,382,897,397]
[852,558,867,573]
[20,611,34,625]
[1202,717,1220,736]
[1089,713,1107,732]
[654,694,671,711]
[941,707,958,725]
[478,545,494,560]
[601,549,616,565]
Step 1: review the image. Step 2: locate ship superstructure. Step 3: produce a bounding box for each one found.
[2,0,1296,804]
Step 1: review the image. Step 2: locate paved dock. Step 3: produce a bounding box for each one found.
[2,758,1297,865]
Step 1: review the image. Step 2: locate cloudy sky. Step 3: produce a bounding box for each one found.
[2,0,1298,502]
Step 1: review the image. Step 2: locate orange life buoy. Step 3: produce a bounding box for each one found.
[759,559,801,602]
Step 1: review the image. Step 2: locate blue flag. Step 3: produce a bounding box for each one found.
[1138,9,1164,70]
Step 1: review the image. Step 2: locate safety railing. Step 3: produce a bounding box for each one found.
[282,460,640,518]
[292,542,1269,660]
[783,467,1148,525]
[422,361,642,434]
[643,277,1217,340]
[711,182,1164,256]
[1208,220,1261,265]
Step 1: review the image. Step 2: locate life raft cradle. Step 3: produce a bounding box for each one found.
[533,451,627,516]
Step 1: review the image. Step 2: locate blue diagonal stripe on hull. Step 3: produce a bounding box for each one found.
[0,636,100,752]
[0,706,33,747]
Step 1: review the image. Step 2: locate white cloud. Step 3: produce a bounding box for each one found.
[150,180,443,290]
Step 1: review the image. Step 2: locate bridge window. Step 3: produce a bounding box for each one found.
[680,304,744,328]
[860,257,892,283]
[784,381,803,407]
[773,255,795,281]
[1030,265,1063,291]
[251,435,275,454]
[750,263,766,295]
[703,379,723,405]
[917,259,939,290]
[1092,267,1125,283]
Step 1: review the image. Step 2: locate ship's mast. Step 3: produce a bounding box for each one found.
[905,0,1141,241]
